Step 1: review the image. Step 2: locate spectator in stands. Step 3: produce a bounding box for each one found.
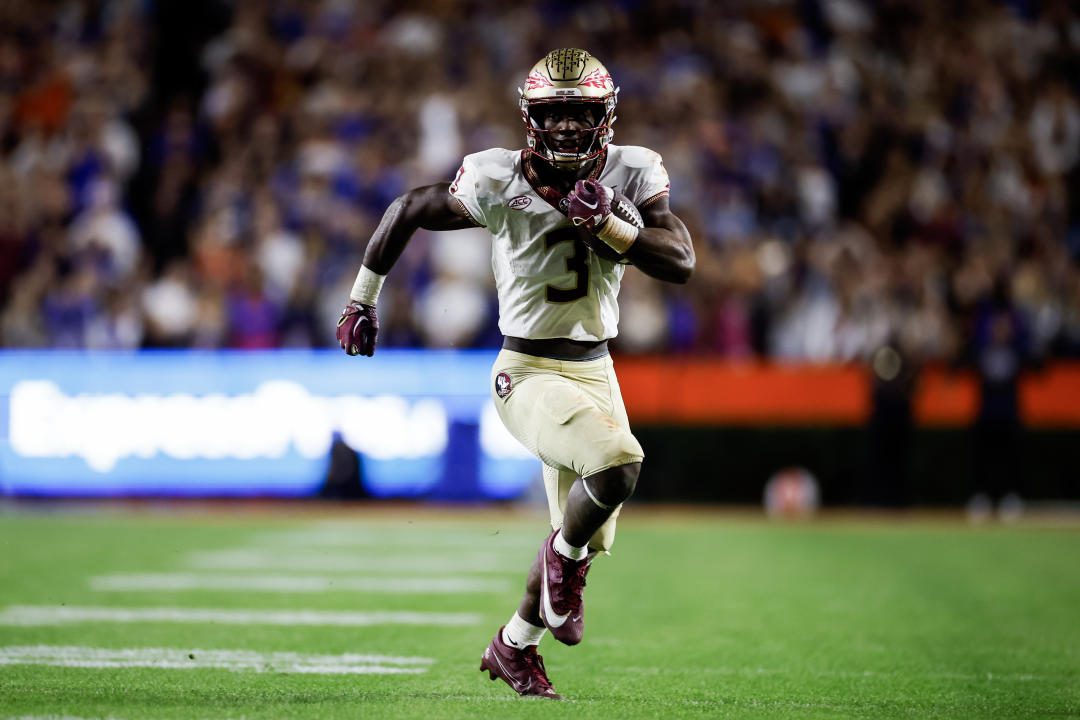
[0,0,1076,367]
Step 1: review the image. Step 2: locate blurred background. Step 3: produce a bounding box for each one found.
[1,0,1078,515]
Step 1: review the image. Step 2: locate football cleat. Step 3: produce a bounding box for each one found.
[479,627,562,700]
[538,529,593,646]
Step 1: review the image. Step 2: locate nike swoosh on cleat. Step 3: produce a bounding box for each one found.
[541,549,571,628]
[492,652,531,693]
[579,199,598,210]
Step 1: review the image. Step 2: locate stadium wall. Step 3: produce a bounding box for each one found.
[616,359,1080,428]
[631,426,1080,506]
[0,351,1076,503]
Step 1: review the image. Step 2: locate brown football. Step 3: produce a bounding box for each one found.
[581,190,642,264]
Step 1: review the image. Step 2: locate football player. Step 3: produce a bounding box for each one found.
[337,48,694,699]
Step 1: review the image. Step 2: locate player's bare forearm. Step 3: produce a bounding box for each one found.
[626,197,695,284]
[339,183,474,357]
[362,183,477,274]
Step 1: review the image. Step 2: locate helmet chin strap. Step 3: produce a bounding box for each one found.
[528,146,603,175]
[550,151,591,168]
[528,143,593,169]
[529,125,606,168]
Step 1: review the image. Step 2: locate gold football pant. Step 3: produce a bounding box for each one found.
[490,349,644,551]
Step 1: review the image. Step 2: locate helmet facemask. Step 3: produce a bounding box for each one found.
[522,97,616,169]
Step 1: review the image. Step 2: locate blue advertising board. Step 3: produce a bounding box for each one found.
[0,350,540,499]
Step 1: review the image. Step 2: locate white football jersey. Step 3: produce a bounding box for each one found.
[449,145,670,341]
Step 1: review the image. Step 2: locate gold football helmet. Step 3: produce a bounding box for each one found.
[519,48,618,168]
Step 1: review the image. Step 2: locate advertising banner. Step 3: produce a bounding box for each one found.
[0,350,539,499]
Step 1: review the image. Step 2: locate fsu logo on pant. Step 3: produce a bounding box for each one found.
[495,372,513,398]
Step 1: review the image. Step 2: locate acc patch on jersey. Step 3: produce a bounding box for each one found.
[495,372,513,398]
[508,195,532,210]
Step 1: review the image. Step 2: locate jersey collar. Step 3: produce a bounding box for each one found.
[521,149,607,216]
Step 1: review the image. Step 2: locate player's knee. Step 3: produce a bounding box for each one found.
[586,461,641,507]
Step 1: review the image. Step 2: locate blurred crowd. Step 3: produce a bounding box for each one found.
[2,0,1079,366]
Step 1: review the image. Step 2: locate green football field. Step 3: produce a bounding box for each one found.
[1,505,1078,719]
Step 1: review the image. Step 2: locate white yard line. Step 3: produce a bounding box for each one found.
[4,717,254,720]
[89,573,511,594]
[250,528,539,550]
[4,716,141,720]
[186,549,519,574]
[3,717,251,720]
[0,645,432,675]
[0,605,481,627]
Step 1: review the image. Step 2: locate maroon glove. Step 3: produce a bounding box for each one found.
[336,302,379,357]
[566,179,611,232]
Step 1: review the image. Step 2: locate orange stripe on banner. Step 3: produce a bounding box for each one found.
[617,360,869,425]
[912,368,978,427]
[1020,364,1080,426]
[616,359,1080,427]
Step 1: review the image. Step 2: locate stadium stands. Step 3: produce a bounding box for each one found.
[1,0,1078,366]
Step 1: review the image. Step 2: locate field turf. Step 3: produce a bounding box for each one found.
[0,504,1078,719]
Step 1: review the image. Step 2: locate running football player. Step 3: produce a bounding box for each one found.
[336,48,694,700]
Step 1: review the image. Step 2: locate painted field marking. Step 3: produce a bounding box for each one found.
[4,716,132,720]
[0,605,482,627]
[89,573,511,594]
[4,716,148,720]
[4,716,256,720]
[0,645,433,675]
[186,549,519,574]
[250,527,540,550]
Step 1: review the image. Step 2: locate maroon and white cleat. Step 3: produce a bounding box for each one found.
[538,529,593,646]
[479,627,562,700]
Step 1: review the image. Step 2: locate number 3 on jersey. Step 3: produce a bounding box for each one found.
[544,228,589,303]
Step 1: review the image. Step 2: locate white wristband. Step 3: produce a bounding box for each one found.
[349,265,386,306]
[595,214,639,254]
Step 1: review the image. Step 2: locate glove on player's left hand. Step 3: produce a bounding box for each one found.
[567,179,611,232]
[336,302,379,357]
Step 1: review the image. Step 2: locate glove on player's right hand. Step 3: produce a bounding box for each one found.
[336,302,379,357]
[567,179,612,232]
